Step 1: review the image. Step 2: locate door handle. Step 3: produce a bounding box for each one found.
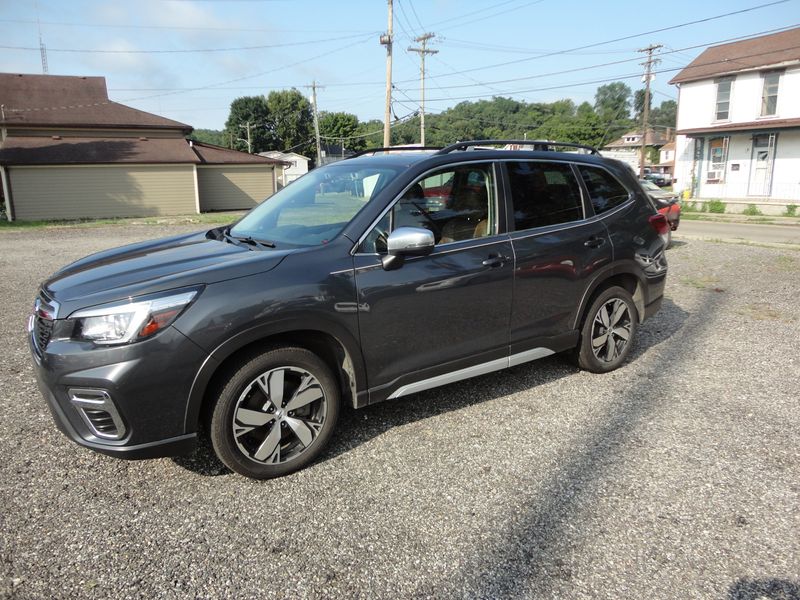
[482,254,510,268]
[584,236,606,248]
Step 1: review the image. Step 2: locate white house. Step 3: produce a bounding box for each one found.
[670,27,800,211]
[601,129,669,175]
[259,151,309,186]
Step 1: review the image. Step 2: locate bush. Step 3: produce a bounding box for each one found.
[784,204,798,217]
[707,199,726,214]
[742,204,762,216]
[682,202,698,213]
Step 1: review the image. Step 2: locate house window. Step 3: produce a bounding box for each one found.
[715,77,733,121]
[761,72,780,116]
[707,137,729,182]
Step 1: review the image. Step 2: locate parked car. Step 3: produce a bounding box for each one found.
[644,172,670,186]
[29,140,669,479]
[639,179,681,244]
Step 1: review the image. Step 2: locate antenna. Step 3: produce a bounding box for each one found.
[35,0,48,74]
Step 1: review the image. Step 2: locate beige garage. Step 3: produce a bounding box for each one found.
[197,166,274,211]
[9,164,197,221]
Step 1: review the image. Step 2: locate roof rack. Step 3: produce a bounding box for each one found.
[436,140,600,155]
[346,145,442,159]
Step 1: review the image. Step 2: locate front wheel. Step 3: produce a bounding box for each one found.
[576,286,638,373]
[210,347,339,479]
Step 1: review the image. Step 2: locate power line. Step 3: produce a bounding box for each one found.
[399,0,791,82]
[0,32,378,54]
[436,0,546,33]
[0,17,373,34]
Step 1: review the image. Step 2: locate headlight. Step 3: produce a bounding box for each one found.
[68,288,200,345]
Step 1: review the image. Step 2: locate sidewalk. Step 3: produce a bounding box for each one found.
[682,212,800,226]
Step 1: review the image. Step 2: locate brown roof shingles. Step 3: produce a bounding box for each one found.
[0,136,199,165]
[0,73,191,131]
[190,142,288,165]
[669,27,800,84]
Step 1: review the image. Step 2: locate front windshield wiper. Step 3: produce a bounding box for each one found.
[222,227,276,249]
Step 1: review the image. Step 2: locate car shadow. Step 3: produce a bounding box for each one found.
[172,297,689,477]
[729,578,800,600]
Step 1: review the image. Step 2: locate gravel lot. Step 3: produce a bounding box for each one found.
[1,226,798,599]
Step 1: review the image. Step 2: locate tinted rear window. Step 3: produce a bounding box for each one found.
[578,166,630,215]
[507,161,583,230]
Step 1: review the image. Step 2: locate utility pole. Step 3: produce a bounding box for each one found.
[311,81,323,166]
[238,121,253,153]
[408,33,437,146]
[638,44,662,177]
[380,0,393,147]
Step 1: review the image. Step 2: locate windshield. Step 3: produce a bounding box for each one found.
[231,163,402,247]
[639,179,661,191]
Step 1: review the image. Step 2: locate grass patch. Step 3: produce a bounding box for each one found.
[742,204,762,216]
[680,274,721,290]
[784,204,798,217]
[707,199,726,214]
[0,212,243,231]
[736,302,790,322]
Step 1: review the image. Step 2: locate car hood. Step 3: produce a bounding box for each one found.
[44,229,292,315]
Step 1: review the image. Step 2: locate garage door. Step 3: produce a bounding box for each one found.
[9,165,196,220]
[197,165,274,211]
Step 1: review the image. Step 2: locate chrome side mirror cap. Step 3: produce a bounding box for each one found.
[382,227,435,270]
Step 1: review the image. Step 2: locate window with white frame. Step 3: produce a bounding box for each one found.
[715,77,733,121]
[761,72,780,116]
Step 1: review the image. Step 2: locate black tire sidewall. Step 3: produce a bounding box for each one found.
[578,286,638,374]
[210,347,340,479]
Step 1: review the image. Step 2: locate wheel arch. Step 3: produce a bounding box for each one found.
[573,264,647,331]
[184,320,367,434]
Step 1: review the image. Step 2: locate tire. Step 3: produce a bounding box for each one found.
[210,346,340,479]
[576,286,638,374]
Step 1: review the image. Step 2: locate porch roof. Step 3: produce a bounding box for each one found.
[678,118,800,137]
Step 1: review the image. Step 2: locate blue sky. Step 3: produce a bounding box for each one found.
[0,0,796,131]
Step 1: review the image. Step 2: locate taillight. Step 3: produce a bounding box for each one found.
[649,213,670,235]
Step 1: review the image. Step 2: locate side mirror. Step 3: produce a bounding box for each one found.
[381,227,435,270]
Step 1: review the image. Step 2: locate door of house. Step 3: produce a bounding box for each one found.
[748,133,777,196]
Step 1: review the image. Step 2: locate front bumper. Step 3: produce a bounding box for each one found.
[31,325,208,460]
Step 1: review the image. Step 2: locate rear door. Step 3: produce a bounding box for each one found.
[353,162,513,399]
[505,160,613,356]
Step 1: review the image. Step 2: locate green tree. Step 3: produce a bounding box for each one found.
[594,82,633,144]
[576,101,595,118]
[189,128,227,147]
[266,89,314,155]
[225,96,275,153]
[650,100,677,130]
[318,111,363,151]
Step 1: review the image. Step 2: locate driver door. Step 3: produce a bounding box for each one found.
[353,162,514,400]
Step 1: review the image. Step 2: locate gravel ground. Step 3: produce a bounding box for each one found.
[0,226,798,599]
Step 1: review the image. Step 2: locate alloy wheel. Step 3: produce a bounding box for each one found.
[590,298,633,363]
[231,366,327,465]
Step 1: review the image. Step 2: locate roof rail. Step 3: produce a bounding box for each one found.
[346,145,442,159]
[436,140,600,155]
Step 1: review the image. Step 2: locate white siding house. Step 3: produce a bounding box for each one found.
[671,28,800,211]
[259,151,309,186]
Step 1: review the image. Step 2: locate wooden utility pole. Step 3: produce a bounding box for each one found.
[380,0,393,147]
[638,44,662,177]
[408,33,437,146]
[238,121,253,153]
[311,81,323,166]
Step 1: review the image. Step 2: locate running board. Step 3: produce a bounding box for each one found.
[387,347,554,399]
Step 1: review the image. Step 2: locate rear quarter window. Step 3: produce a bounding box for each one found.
[578,166,631,215]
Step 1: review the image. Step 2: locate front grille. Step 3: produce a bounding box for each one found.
[34,315,54,350]
[68,388,127,440]
[31,291,59,354]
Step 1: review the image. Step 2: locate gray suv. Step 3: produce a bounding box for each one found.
[29,141,669,479]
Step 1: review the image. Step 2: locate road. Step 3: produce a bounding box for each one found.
[678,219,800,246]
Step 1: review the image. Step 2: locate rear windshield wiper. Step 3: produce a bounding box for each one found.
[222,228,276,249]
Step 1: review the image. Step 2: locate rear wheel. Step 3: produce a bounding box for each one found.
[210,347,339,479]
[576,286,638,373]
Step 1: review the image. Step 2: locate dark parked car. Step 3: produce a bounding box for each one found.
[29,140,668,479]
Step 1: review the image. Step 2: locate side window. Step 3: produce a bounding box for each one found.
[360,163,496,253]
[578,166,631,215]
[507,161,583,230]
